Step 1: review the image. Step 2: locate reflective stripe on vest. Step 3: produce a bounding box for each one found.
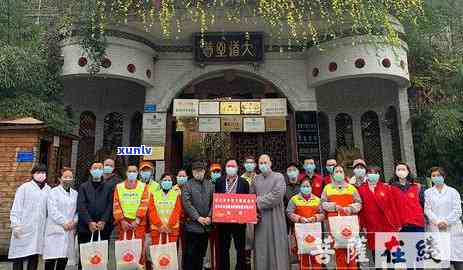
[153,189,178,225]
[325,183,356,216]
[117,181,146,220]
[291,194,321,218]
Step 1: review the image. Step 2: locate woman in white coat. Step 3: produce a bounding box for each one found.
[43,167,78,270]
[424,167,463,270]
[9,164,51,270]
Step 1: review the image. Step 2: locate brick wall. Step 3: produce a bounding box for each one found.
[0,129,41,256]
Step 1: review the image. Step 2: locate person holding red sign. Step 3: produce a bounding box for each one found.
[215,159,250,270]
[287,179,325,270]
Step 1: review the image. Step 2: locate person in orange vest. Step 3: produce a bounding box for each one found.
[149,173,182,245]
[321,164,362,270]
[286,179,325,270]
[113,165,150,267]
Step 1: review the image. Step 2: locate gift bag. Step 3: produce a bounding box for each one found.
[115,232,143,270]
[80,231,108,270]
[328,215,360,248]
[295,222,323,254]
[149,234,178,270]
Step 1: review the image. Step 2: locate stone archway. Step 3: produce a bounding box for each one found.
[158,64,303,111]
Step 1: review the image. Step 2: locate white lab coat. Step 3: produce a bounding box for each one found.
[8,180,51,259]
[43,185,78,261]
[424,184,463,261]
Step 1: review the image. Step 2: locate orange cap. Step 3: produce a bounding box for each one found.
[209,163,222,171]
[139,161,154,170]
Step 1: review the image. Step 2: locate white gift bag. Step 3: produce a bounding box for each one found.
[328,215,360,248]
[80,231,108,270]
[295,222,323,254]
[115,232,143,270]
[149,234,178,270]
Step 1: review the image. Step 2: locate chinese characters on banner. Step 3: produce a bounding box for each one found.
[375,232,450,269]
[295,111,320,163]
[212,193,257,224]
[194,32,264,63]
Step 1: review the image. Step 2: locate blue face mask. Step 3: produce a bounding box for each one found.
[259,164,270,173]
[161,180,173,190]
[354,168,366,177]
[300,186,312,195]
[127,172,138,181]
[304,164,316,173]
[287,170,299,179]
[432,176,445,185]
[177,176,188,185]
[244,163,256,172]
[140,171,152,180]
[367,173,380,184]
[90,169,103,179]
[326,166,335,174]
[211,172,221,180]
[103,166,114,174]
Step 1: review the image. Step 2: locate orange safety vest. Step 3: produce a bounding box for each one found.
[291,193,321,218]
[324,183,357,217]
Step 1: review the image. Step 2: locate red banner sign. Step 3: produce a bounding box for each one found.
[212,193,257,224]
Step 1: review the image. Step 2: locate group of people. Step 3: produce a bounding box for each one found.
[7,154,463,270]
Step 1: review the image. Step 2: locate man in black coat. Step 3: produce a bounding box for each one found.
[77,162,114,244]
[215,159,250,270]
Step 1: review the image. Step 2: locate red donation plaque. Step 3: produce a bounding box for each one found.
[212,193,257,224]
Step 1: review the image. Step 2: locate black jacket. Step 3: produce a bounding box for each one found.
[77,177,114,236]
[215,175,250,194]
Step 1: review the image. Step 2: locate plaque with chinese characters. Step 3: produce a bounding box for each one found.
[241,101,261,115]
[221,116,242,132]
[194,32,264,63]
[220,101,241,115]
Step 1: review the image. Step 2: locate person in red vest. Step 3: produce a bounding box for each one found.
[287,179,325,270]
[324,158,337,185]
[298,158,325,197]
[389,162,425,233]
[357,166,403,264]
[321,164,362,270]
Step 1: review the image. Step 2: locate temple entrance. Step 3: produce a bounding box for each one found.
[166,70,296,174]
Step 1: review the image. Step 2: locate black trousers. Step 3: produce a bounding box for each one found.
[12,254,39,270]
[218,224,246,270]
[183,231,210,270]
[44,258,68,270]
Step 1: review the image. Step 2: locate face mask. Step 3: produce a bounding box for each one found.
[127,172,138,181]
[287,170,299,179]
[244,163,256,172]
[103,166,114,174]
[259,164,270,173]
[193,171,205,180]
[367,173,380,184]
[300,186,312,195]
[333,173,344,183]
[140,171,152,180]
[161,180,173,190]
[326,166,335,174]
[432,176,445,185]
[33,173,47,182]
[177,176,188,185]
[62,179,74,189]
[90,169,103,179]
[226,167,238,176]
[211,172,221,180]
[354,168,366,177]
[396,170,409,179]
[304,164,316,173]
